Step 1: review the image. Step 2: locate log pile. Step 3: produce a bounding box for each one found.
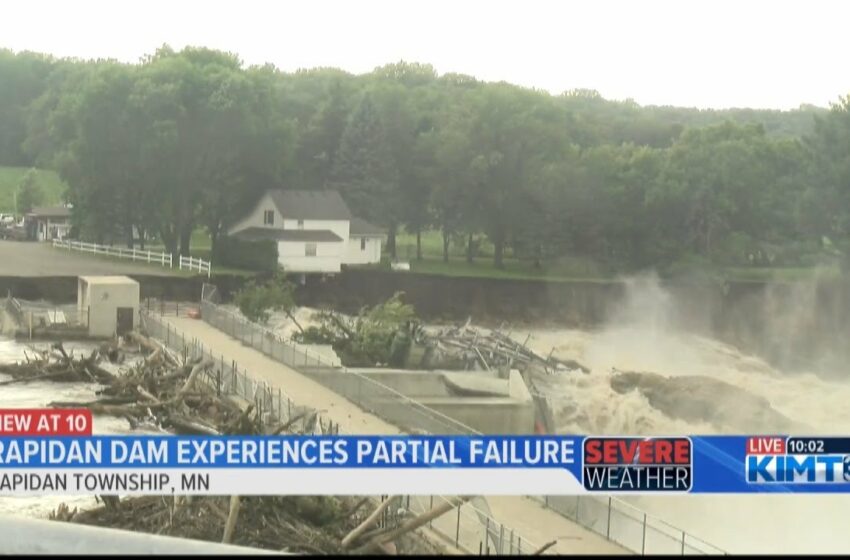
[42,331,451,555]
[415,319,590,375]
[0,342,116,386]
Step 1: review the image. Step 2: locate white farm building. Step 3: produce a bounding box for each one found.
[226,190,385,274]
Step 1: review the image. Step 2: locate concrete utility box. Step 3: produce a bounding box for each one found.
[77,276,140,338]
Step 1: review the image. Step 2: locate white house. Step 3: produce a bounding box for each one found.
[227,190,385,273]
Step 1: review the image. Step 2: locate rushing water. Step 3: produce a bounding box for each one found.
[4,279,850,552]
[0,337,141,518]
[515,274,850,554]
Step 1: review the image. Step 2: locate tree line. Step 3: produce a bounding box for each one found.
[1,46,847,272]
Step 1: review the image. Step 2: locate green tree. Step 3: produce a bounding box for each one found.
[0,50,55,167]
[809,96,850,245]
[16,168,45,213]
[235,273,297,325]
[328,93,400,255]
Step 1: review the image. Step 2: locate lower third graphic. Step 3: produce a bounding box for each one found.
[582,437,692,492]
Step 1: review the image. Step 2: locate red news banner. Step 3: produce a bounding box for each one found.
[0,409,92,436]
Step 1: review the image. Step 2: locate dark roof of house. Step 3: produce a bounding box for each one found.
[267,190,352,220]
[349,217,385,236]
[27,206,71,218]
[232,227,343,243]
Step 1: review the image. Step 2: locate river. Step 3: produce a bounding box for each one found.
[514,273,850,554]
[0,338,141,518]
[4,279,850,553]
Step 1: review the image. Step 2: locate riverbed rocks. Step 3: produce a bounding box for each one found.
[609,370,797,432]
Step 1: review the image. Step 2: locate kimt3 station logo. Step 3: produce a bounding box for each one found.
[582,437,692,492]
[746,436,850,484]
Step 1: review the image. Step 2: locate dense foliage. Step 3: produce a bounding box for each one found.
[213,237,278,272]
[234,273,296,324]
[295,292,416,367]
[1,46,848,272]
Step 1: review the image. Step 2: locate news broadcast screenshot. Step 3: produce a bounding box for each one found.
[1,0,849,555]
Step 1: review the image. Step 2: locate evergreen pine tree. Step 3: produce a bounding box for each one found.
[327,94,399,226]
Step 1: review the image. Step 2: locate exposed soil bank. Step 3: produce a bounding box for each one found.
[293,270,850,376]
[0,274,247,303]
[5,269,849,376]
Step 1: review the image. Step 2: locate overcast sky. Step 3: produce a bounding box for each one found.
[2,0,847,109]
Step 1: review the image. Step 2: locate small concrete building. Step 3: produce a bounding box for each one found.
[77,276,140,337]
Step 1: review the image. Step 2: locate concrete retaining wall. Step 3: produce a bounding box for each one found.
[300,367,535,435]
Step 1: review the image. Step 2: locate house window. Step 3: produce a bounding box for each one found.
[360,238,366,251]
[305,243,317,257]
[297,219,304,229]
[263,210,274,225]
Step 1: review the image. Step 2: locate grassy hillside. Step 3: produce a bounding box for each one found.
[0,166,67,213]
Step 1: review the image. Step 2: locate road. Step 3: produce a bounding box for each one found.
[162,315,629,555]
[0,240,180,277]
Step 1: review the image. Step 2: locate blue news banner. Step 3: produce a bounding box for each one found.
[2,434,850,495]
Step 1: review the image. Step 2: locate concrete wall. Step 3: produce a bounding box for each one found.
[345,236,382,265]
[347,369,453,398]
[300,367,535,435]
[420,371,535,435]
[277,240,343,273]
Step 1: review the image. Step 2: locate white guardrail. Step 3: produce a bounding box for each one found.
[52,239,211,277]
[179,255,212,277]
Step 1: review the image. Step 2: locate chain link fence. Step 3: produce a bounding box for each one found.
[140,310,337,435]
[536,496,725,555]
[199,300,476,436]
[148,286,726,556]
[141,308,536,554]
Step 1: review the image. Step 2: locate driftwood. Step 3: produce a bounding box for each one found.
[417,323,589,375]
[354,496,471,554]
[341,495,399,549]
[342,497,370,519]
[0,344,116,386]
[222,496,241,544]
[533,539,558,555]
[177,358,214,397]
[128,331,179,367]
[30,334,443,555]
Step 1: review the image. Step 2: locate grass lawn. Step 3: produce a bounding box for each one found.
[391,229,842,284]
[721,264,843,282]
[401,257,613,282]
[395,230,497,260]
[0,166,67,213]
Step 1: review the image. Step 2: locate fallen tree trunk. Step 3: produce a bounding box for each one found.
[222,496,240,544]
[341,495,399,549]
[354,496,471,554]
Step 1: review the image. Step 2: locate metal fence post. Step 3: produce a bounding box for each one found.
[277,388,282,421]
[455,505,461,548]
[642,513,647,555]
[607,496,612,539]
[484,517,490,555]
